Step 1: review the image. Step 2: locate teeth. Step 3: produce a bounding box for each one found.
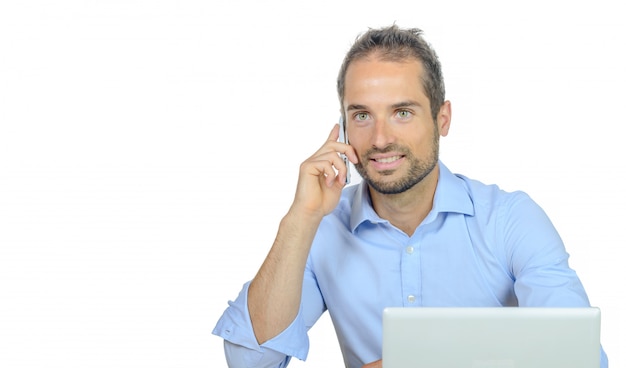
[376,156,401,163]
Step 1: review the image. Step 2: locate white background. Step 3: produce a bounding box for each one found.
[1,1,624,367]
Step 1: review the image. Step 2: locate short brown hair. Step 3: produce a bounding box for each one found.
[337,25,445,121]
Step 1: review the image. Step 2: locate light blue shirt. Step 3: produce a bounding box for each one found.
[213,162,608,368]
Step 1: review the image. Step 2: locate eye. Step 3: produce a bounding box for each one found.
[397,110,412,119]
[355,112,369,121]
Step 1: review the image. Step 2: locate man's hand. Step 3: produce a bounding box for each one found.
[290,124,358,219]
[247,123,358,345]
[362,359,382,368]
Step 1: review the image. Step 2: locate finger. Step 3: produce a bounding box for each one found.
[303,156,337,180]
[307,127,341,162]
[339,145,359,165]
[328,123,358,164]
[309,147,348,167]
[317,158,344,188]
[307,154,348,188]
[326,123,340,142]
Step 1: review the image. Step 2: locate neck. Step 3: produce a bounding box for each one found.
[369,164,440,236]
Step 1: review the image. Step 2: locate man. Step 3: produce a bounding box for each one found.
[213,25,608,368]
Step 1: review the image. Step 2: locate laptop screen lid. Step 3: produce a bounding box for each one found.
[382,307,601,368]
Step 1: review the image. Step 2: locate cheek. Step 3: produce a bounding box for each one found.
[405,134,435,156]
[347,131,368,150]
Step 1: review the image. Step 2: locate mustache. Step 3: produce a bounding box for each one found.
[363,144,410,157]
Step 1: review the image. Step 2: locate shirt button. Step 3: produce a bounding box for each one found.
[406,246,414,254]
[407,295,416,303]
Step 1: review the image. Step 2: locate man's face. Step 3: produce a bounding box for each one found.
[342,57,450,195]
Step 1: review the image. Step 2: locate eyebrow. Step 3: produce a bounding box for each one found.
[346,104,368,112]
[346,100,422,112]
[391,100,421,109]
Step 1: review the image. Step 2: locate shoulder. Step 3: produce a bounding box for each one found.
[454,172,561,248]
[436,162,536,218]
[455,173,535,213]
[448,172,552,238]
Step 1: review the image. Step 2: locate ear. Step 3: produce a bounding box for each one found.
[436,100,452,137]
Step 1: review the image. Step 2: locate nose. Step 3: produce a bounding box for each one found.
[370,118,395,149]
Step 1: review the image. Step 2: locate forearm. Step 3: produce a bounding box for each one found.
[248,210,322,344]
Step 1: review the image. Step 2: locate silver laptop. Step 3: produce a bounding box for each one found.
[382,307,601,368]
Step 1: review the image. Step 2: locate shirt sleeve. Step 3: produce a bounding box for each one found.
[498,192,590,307]
[212,265,326,367]
[499,192,609,368]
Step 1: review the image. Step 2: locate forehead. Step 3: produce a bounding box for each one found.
[343,57,428,104]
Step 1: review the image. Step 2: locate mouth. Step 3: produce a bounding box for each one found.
[372,155,403,164]
[368,154,405,171]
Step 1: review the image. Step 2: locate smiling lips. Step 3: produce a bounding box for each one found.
[369,154,405,171]
[374,155,402,163]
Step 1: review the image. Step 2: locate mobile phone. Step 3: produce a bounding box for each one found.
[338,116,351,184]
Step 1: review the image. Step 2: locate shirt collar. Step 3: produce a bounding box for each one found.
[349,161,475,232]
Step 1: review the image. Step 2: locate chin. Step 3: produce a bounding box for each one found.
[366,175,416,195]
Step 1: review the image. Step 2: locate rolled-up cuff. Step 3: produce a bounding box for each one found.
[212,281,310,362]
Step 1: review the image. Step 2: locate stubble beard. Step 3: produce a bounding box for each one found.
[354,135,439,195]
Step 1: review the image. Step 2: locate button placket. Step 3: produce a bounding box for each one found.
[401,241,420,306]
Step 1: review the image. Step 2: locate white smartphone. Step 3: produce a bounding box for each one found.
[338,116,351,184]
